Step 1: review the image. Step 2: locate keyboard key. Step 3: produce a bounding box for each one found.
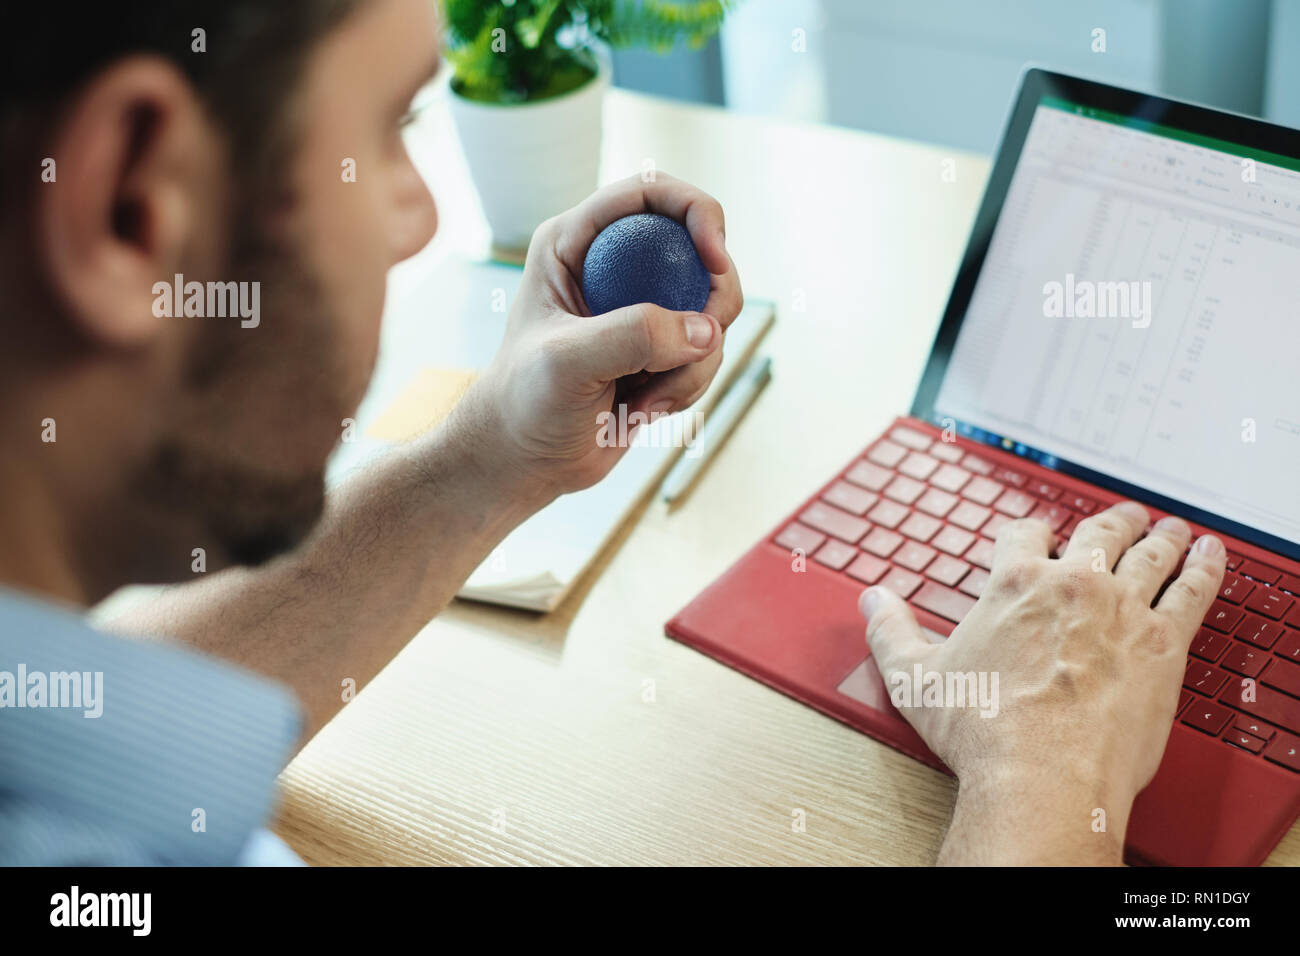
[895,541,937,572]
[899,512,943,542]
[965,538,995,571]
[890,426,933,450]
[884,475,926,505]
[1028,502,1070,532]
[845,552,889,584]
[1262,658,1300,699]
[1245,587,1294,620]
[1224,729,1267,754]
[916,488,959,518]
[1240,560,1281,585]
[1184,662,1229,697]
[845,460,892,492]
[1276,630,1300,663]
[912,582,977,623]
[1217,574,1255,605]
[1029,479,1062,501]
[930,464,971,493]
[980,512,1013,540]
[800,502,870,544]
[1238,613,1282,650]
[1263,732,1300,772]
[1220,643,1268,678]
[1177,690,1193,716]
[822,481,879,516]
[868,499,909,529]
[1063,494,1098,515]
[961,454,994,475]
[961,476,1003,506]
[1221,682,1300,736]
[930,442,964,463]
[898,452,939,481]
[933,526,976,556]
[948,501,991,531]
[993,489,1036,518]
[1182,700,1233,736]
[774,522,825,554]
[1279,573,1300,596]
[1288,603,1300,630]
[925,554,970,587]
[958,568,990,598]
[1226,552,1244,571]
[1189,628,1229,663]
[992,467,1027,488]
[862,527,904,558]
[868,439,907,467]
[1204,600,1244,634]
[1233,715,1274,741]
[812,539,858,570]
[879,567,923,599]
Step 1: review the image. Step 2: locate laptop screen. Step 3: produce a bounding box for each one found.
[916,72,1300,556]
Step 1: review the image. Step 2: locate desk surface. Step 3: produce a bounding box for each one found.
[273,87,1300,866]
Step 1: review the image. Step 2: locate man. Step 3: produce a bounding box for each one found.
[0,0,1224,866]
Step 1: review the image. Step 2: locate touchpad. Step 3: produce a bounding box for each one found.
[836,628,947,708]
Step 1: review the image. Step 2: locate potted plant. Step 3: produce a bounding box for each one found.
[442,0,735,257]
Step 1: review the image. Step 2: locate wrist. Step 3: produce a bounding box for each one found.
[433,379,560,520]
[941,759,1135,866]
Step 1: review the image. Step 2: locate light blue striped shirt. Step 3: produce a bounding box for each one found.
[0,587,305,865]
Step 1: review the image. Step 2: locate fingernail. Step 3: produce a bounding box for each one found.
[684,313,714,348]
[859,587,883,619]
[1155,515,1189,534]
[1194,535,1225,556]
[649,399,673,416]
[1117,501,1148,523]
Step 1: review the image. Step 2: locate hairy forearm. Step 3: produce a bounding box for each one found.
[105,388,554,745]
[938,763,1132,866]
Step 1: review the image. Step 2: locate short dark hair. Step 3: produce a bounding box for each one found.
[0,1,362,216]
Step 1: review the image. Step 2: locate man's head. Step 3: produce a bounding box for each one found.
[0,0,440,600]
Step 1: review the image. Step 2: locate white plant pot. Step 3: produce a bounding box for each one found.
[450,55,610,254]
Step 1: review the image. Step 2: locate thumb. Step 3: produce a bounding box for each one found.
[859,587,930,678]
[572,303,719,381]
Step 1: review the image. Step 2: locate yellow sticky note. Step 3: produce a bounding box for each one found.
[367,367,478,442]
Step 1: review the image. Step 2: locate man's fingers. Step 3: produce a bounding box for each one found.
[1113,515,1192,604]
[1155,534,1228,636]
[550,172,731,277]
[1062,500,1149,570]
[559,303,720,382]
[700,248,744,332]
[993,517,1054,567]
[624,349,720,417]
[860,586,932,679]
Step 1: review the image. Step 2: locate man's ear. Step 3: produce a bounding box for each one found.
[36,56,227,350]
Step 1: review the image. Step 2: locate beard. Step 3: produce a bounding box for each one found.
[129,205,354,572]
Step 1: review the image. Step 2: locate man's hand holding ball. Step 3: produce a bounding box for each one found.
[460,173,744,505]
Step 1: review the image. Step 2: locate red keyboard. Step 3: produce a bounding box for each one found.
[770,423,1300,774]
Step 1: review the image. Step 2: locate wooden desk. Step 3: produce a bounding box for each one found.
[272,88,1300,866]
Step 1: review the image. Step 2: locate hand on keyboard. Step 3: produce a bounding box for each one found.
[858,500,1227,864]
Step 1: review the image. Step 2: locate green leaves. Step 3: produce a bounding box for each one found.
[441,0,738,102]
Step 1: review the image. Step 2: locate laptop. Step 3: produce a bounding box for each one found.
[666,68,1300,866]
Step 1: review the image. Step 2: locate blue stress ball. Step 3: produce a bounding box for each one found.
[581,213,711,315]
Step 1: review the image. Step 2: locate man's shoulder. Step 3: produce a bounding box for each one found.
[0,587,303,866]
